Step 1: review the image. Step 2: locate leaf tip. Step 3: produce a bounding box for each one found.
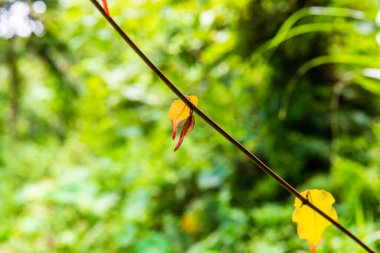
[173,141,182,152]
[173,115,195,152]
[310,244,317,253]
[171,120,178,140]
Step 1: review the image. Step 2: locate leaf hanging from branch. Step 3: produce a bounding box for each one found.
[168,95,198,151]
[292,189,338,253]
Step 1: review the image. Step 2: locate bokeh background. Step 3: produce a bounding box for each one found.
[0,0,379,252]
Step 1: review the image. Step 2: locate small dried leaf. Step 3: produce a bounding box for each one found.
[101,0,110,16]
[292,189,338,253]
[168,96,198,140]
[174,114,195,151]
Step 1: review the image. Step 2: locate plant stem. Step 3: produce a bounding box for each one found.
[88,1,375,252]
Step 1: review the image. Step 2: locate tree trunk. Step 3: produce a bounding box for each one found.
[6,39,20,138]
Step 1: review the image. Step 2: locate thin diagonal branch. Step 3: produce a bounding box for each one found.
[88,1,375,252]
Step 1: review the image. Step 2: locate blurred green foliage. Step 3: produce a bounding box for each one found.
[0,0,379,252]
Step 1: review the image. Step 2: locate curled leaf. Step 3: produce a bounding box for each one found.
[168,96,198,140]
[292,189,338,253]
[174,114,195,152]
[101,0,110,16]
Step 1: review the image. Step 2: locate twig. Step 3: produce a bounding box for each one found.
[88,1,375,252]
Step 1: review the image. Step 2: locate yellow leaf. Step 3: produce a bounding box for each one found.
[168,96,198,140]
[180,213,200,235]
[292,189,338,253]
